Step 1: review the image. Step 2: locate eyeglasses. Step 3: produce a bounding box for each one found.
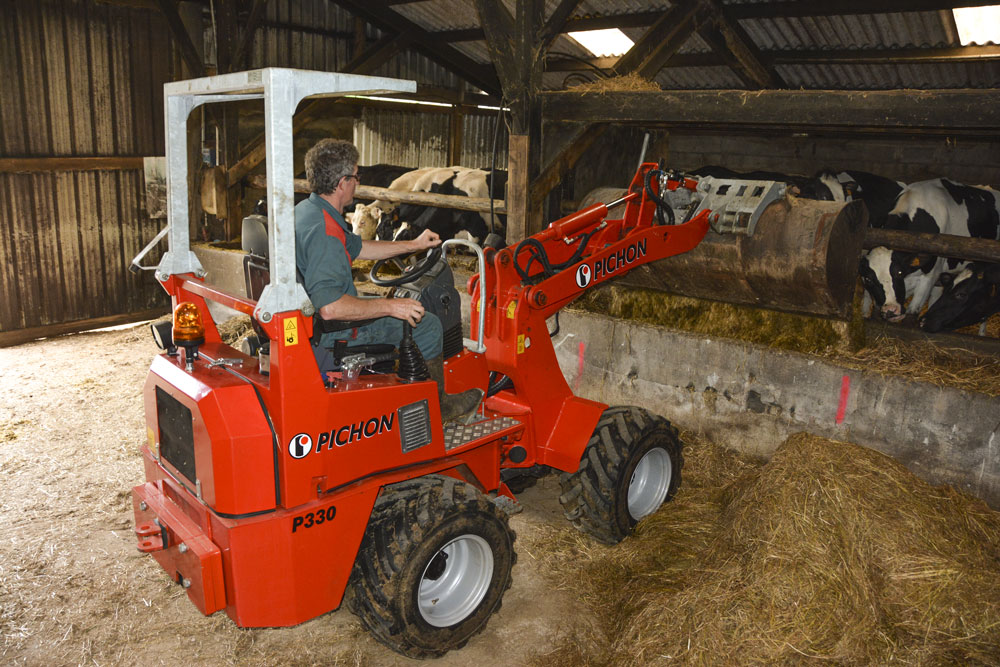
[343,173,359,182]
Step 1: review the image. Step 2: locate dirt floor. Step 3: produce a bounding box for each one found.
[0,324,590,666]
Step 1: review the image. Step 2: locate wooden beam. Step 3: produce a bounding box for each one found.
[865,229,1000,264]
[547,44,1000,72]
[539,0,584,53]
[342,32,413,75]
[332,1,501,97]
[154,0,204,76]
[0,308,167,349]
[541,89,1000,134]
[613,2,712,80]
[232,0,269,70]
[0,157,146,172]
[247,175,508,213]
[529,124,608,205]
[698,0,784,88]
[472,0,517,91]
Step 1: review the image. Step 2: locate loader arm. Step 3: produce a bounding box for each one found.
[466,163,710,472]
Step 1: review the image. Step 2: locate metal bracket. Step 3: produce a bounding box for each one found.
[692,176,786,235]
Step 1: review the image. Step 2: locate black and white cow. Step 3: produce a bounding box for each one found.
[859,178,1000,322]
[356,163,414,189]
[349,166,459,240]
[815,169,906,228]
[919,263,1000,333]
[391,168,507,246]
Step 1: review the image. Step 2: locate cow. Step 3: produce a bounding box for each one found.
[919,263,1000,333]
[815,169,905,228]
[391,168,507,246]
[349,166,460,240]
[859,178,1000,322]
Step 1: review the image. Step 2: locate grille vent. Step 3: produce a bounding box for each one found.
[442,323,464,359]
[155,386,196,482]
[398,400,432,453]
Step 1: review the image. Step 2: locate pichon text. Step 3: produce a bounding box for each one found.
[593,239,647,280]
[315,413,395,452]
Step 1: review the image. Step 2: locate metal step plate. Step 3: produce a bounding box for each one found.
[443,416,522,451]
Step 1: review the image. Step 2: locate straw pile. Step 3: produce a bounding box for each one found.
[567,73,662,94]
[534,433,1000,665]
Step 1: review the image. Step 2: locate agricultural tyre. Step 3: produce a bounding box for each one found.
[347,474,516,658]
[559,406,683,544]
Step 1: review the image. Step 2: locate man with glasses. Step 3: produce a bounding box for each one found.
[294,138,480,419]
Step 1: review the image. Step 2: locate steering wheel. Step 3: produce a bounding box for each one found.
[368,247,442,287]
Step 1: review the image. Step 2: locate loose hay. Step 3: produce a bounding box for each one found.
[534,433,1000,666]
[839,335,1000,396]
[567,73,662,93]
[572,284,1000,396]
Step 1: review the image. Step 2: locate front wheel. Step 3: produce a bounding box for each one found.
[347,475,516,659]
[559,406,683,544]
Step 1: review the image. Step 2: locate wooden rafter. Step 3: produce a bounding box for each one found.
[698,0,784,88]
[539,0,585,52]
[153,0,204,76]
[612,2,712,80]
[231,0,269,70]
[332,0,501,97]
[342,32,414,75]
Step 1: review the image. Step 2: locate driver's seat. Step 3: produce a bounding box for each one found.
[241,210,394,376]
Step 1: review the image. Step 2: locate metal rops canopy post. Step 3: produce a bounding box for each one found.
[156,68,417,321]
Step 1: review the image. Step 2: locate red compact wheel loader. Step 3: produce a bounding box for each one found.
[130,68,758,658]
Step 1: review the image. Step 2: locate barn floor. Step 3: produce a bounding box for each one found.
[0,325,588,666]
[4,322,998,666]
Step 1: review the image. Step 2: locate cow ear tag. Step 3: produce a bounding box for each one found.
[909,257,921,267]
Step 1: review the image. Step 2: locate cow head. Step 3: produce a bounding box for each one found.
[920,264,1000,332]
[859,247,935,321]
[375,209,402,241]
[350,203,383,240]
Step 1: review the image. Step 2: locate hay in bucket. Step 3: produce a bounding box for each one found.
[532,433,1000,665]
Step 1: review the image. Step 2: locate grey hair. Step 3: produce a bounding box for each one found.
[305,139,359,195]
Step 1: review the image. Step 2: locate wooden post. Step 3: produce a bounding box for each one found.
[507,135,531,243]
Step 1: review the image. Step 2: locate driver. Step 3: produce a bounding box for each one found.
[295,139,481,419]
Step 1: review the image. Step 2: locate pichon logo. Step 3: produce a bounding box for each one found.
[288,433,313,459]
[287,413,396,459]
[580,239,648,289]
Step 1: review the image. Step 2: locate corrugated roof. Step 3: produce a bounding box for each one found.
[378,1,1000,92]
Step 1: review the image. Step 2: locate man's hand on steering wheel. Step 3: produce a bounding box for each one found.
[406,228,441,253]
[370,229,445,287]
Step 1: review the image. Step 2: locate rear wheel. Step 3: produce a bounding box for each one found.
[559,406,683,544]
[347,475,516,659]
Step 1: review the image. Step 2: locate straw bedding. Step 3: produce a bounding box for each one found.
[534,433,1000,665]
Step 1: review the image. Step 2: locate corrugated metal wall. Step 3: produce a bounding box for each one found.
[0,0,503,337]
[0,0,172,334]
[355,108,508,169]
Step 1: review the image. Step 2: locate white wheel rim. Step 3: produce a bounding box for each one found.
[628,447,672,520]
[418,534,494,627]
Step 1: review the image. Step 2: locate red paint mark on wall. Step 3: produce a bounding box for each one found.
[574,341,586,392]
[836,374,851,424]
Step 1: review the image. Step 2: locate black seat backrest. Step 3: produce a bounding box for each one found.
[242,214,270,301]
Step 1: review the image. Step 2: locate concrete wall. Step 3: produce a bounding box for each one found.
[548,307,1000,507]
